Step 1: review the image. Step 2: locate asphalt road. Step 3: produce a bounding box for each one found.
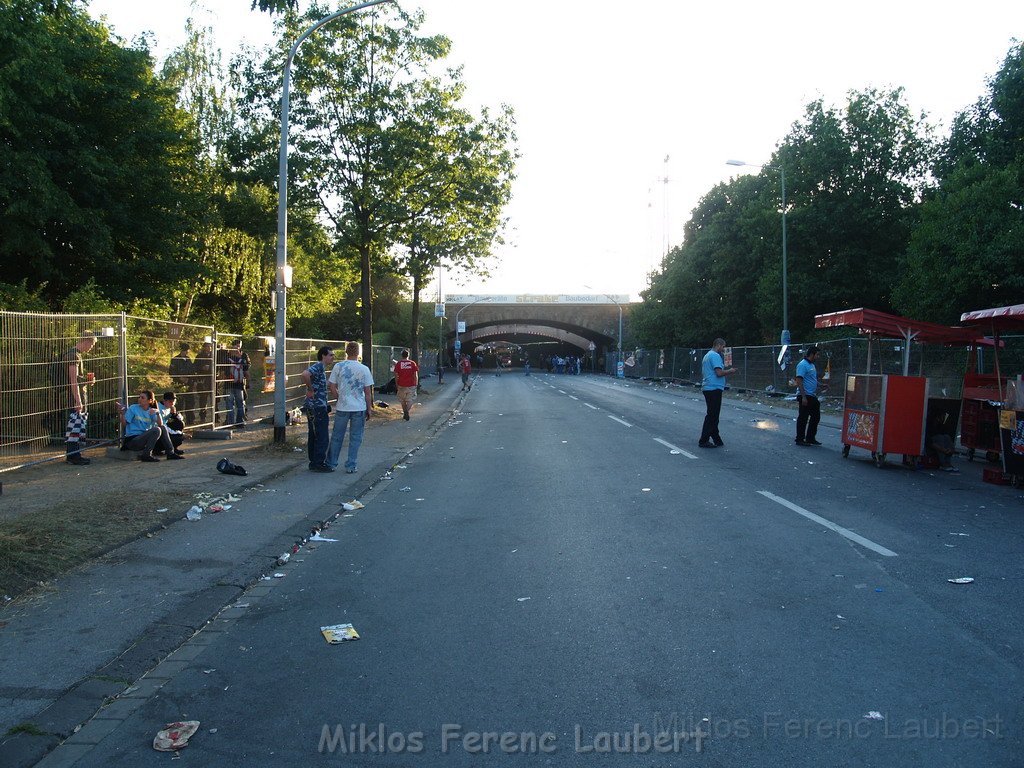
[62,372,1022,767]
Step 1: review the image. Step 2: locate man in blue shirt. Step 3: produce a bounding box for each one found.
[302,346,334,472]
[699,338,737,448]
[795,345,822,446]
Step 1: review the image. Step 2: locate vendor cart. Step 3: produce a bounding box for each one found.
[815,309,979,468]
[960,304,1024,480]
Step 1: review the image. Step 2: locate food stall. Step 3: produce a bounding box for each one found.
[959,304,1024,482]
[814,309,980,468]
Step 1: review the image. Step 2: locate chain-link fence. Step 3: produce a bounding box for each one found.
[0,310,424,473]
[612,337,1023,398]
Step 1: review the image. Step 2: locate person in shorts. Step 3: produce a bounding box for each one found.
[460,354,472,391]
[393,349,419,421]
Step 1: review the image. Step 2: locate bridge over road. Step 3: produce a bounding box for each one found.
[441,294,633,364]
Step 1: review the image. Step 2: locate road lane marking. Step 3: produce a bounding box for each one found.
[569,395,579,400]
[653,438,698,460]
[584,403,598,410]
[608,416,632,427]
[757,491,898,557]
[558,390,567,394]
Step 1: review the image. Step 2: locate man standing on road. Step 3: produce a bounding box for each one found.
[394,349,419,421]
[302,346,334,472]
[699,338,737,448]
[795,345,822,446]
[56,332,97,465]
[327,342,374,474]
[460,354,472,391]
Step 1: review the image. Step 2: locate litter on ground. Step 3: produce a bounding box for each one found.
[321,623,360,643]
[153,721,200,752]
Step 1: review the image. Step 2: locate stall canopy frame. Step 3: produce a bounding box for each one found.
[959,303,1024,400]
[814,308,988,376]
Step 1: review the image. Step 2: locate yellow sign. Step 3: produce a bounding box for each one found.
[999,409,1016,431]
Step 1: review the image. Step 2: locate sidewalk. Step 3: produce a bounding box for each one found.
[0,378,466,768]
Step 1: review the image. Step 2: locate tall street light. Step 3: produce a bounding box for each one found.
[726,159,789,362]
[454,296,491,355]
[273,0,393,444]
[584,286,623,377]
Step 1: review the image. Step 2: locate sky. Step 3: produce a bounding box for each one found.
[87,1,1023,301]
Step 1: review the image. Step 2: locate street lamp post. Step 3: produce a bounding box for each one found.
[454,297,491,355]
[584,286,624,377]
[726,159,789,361]
[273,0,393,444]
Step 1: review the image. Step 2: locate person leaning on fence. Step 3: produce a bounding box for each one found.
[302,346,334,472]
[192,342,214,426]
[698,338,737,448]
[169,342,193,414]
[225,344,247,428]
[157,392,186,455]
[119,390,182,462]
[54,332,98,466]
[230,338,251,419]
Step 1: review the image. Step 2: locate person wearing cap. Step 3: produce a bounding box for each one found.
[55,332,97,466]
[795,345,823,446]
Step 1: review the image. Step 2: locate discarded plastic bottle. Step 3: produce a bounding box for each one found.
[276,552,290,566]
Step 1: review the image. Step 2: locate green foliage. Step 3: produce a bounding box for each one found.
[0,280,49,312]
[0,0,202,307]
[895,42,1024,322]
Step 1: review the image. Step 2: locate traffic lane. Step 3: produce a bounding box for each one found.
[548,374,1024,668]
[73,375,1019,766]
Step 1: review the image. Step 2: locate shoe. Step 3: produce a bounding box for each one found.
[66,454,91,466]
[167,453,185,460]
[807,439,823,446]
[942,466,960,472]
[712,438,724,447]
[403,412,410,421]
[173,449,185,456]
[795,439,808,445]
[345,467,356,474]
[310,465,334,473]
[698,441,717,448]
[140,454,160,462]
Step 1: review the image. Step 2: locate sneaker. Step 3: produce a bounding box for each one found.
[309,465,334,473]
[806,439,823,446]
[167,453,185,460]
[712,438,724,447]
[66,454,91,466]
[140,454,160,462]
[942,465,960,472]
[345,467,357,474]
[173,449,185,456]
[403,412,410,421]
[698,441,717,448]
[795,439,808,446]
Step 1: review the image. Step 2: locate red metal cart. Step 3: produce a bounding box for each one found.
[960,304,1024,478]
[814,309,981,468]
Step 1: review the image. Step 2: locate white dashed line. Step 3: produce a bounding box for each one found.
[569,395,579,401]
[584,403,598,410]
[558,390,567,394]
[608,416,632,427]
[756,491,898,557]
[653,438,698,460]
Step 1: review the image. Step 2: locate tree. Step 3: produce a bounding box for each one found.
[249,2,516,370]
[895,42,1024,322]
[0,0,202,306]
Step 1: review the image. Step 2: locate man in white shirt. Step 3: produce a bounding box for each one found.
[327,341,374,473]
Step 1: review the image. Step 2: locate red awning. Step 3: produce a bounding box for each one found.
[960,303,1024,330]
[814,308,982,345]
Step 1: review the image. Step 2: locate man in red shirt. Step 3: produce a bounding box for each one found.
[394,349,419,421]
[460,354,472,391]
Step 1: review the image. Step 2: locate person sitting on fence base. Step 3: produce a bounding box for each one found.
[927,410,959,473]
[156,392,187,455]
[119,390,183,462]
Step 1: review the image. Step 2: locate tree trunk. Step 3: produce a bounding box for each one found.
[360,243,373,372]
[410,271,422,364]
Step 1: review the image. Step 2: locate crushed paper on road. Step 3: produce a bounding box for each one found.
[321,623,360,643]
[153,720,200,752]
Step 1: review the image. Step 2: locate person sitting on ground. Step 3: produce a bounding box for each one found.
[927,411,959,472]
[156,391,187,455]
[119,390,183,462]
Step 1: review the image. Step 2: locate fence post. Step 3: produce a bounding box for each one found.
[212,330,220,428]
[118,312,128,444]
[744,347,748,390]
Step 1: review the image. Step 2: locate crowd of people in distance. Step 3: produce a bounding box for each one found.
[542,354,583,375]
